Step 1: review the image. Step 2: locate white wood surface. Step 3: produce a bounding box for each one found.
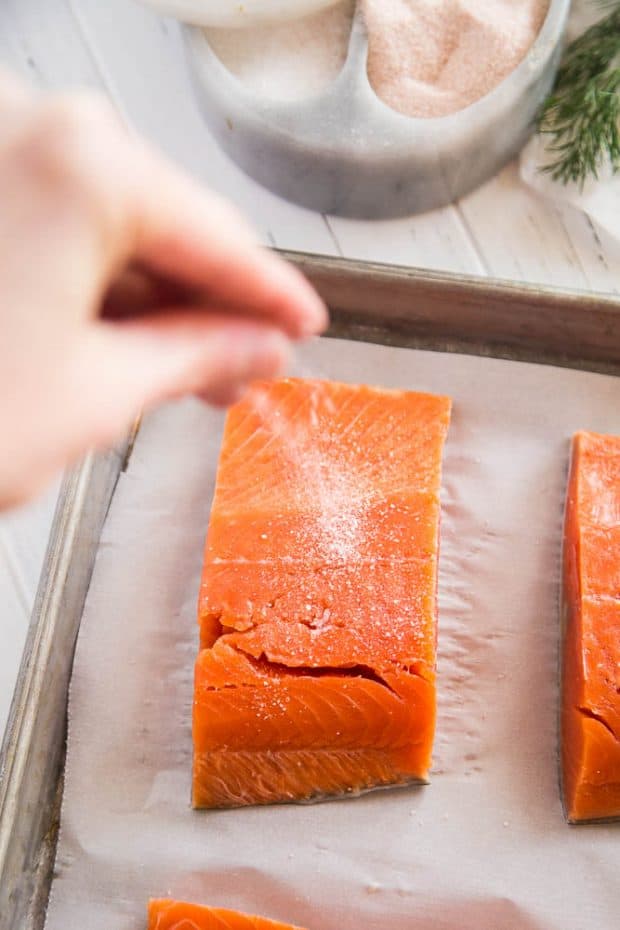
[0,0,619,738]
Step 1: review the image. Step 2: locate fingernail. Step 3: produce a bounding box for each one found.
[197,383,249,408]
[294,282,329,338]
[227,384,250,405]
[237,329,291,380]
[269,256,329,339]
[299,298,329,339]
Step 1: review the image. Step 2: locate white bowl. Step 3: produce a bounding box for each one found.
[184,0,570,218]
[138,0,343,28]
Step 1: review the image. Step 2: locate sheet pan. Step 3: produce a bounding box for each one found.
[1,253,619,930]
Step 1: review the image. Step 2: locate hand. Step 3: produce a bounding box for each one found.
[0,71,327,508]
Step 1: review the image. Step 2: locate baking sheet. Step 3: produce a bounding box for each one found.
[44,338,620,930]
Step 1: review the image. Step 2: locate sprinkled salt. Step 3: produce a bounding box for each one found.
[248,382,367,563]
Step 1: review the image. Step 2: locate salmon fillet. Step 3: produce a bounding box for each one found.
[193,378,451,808]
[148,899,306,929]
[562,431,620,823]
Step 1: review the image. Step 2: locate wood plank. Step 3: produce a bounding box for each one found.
[0,580,29,739]
[326,204,486,276]
[0,486,59,609]
[0,0,102,89]
[551,207,620,297]
[0,488,58,735]
[457,163,611,293]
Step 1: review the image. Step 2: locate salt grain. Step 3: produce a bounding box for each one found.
[249,382,367,563]
[206,0,355,102]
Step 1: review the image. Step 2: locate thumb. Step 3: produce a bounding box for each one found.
[68,313,291,450]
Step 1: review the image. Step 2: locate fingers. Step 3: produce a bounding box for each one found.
[101,264,198,319]
[125,143,328,339]
[0,81,325,510]
[0,88,328,340]
[66,312,291,450]
[0,92,132,330]
[43,90,327,339]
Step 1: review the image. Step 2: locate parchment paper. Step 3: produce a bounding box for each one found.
[45,339,620,930]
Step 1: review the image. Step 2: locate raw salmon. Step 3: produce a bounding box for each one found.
[148,899,307,929]
[562,430,620,823]
[193,378,451,808]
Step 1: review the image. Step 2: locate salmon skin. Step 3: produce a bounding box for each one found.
[148,899,307,929]
[193,378,451,809]
[562,431,620,823]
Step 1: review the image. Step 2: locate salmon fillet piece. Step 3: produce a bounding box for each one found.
[562,431,620,823]
[193,378,451,808]
[148,899,306,929]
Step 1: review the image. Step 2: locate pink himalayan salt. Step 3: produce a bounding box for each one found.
[363,0,550,118]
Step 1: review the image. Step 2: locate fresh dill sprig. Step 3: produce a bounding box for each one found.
[538,2,620,186]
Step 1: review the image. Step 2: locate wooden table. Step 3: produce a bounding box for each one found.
[1,0,618,737]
